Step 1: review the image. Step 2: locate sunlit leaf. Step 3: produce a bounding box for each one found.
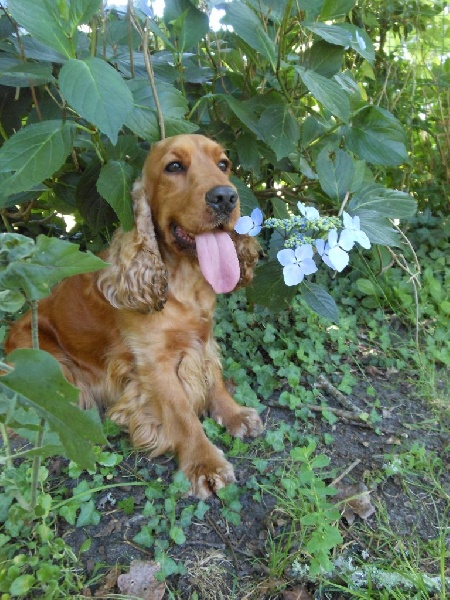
[0,349,106,470]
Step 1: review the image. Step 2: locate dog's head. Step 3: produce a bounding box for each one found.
[142,134,240,253]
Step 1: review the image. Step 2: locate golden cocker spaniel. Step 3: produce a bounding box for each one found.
[5,134,263,498]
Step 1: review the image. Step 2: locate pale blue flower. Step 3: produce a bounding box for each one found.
[340,212,371,249]
[234,207,264,236]
[297,201,320,221]
[277,244,317,286]
[316,229,350,272]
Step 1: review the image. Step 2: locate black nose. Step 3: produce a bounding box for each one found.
[205,185,238,216]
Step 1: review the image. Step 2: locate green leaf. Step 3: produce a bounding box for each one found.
[296,67,350,122]
[9,574,36,596]
[59,57,133,144]
[8,0,75,58]
[321,0,355,19]
[76,499,100,527]
[0,235,106,301]
[97,161,134,231]
[348,185,417,219]
[125,78,194,141]
[0,289,25,313]
[316,148,354,201]
[302,41,344,78]
[217,95,261,138]
[232,177,260,216]
[306,23,375,64]
[222,1,277,69]
[257,103,300,161]
[0,349,106,470]
[247,260,297,312]
[164,0,209,51]
[300,282,339,323]
[0,121,76,198]
[356,210,401,247]
[0,59,54,87]
[345,106,408,166]
[170,526,186,545]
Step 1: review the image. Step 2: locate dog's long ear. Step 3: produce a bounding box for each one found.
[230,232,260,290]
[97,180,168,313]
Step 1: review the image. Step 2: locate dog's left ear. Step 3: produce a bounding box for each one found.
[97,180,168,313]
[230,232,260,290]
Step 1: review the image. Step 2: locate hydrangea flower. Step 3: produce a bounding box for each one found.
[340,212,371,250]
[297,201,320,221]
[316,229,350,272]
[277,244,318,286]
[234,207,264,236]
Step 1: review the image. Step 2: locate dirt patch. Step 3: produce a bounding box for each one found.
[56,370,449,598]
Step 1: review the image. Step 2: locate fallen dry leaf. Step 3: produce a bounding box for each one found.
[117,560,165,600]
[334,482,376,524]
[94,566,120,597]
[282,585,312,600]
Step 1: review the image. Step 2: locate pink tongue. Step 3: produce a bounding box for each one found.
[195,231,240,294]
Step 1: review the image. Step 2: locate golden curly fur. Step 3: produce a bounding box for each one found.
[5,134,263,498]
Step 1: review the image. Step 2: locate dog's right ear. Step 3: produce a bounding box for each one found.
[97,180,168,313]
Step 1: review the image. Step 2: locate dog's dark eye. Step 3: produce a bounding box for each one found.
[218,160,229,172]
[165,161,185,173]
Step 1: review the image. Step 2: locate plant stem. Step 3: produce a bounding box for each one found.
[0,422,13,469]
[29,299,45,510]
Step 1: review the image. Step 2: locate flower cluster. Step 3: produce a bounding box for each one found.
[234,201,371,286]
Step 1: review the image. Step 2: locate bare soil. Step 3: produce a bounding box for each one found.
[57,370,450,598]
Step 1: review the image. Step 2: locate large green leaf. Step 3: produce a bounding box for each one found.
[306,23,375,64]
[296,67,350,122]
[8,0,101,59]
[217,95,261,138]
[164,0,209,51]
[221,1,277,70]
[321,0,355,20]
[356,211,401,247]
[300,282,339,323]
[302,41,344,78]
[125,78,194,141]
[97,160,134,232]
[0,120,77,199]
[231,177,260,215]
[345,106,409,166]
[59,57,133,144]
[0,349,106,470]
[0,59,54,87]
[247,260,297,312]
[0,234,106,301]
[257,104,300,161]
[348,185,417,219]
[316,148,354,201]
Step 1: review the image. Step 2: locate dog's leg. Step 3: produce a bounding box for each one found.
[108,367,236,499]
[207,375,264,440]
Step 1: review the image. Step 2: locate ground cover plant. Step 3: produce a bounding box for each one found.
[0,0,449,598]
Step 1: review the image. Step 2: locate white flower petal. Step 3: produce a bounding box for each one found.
[277,248,295,267]
[315,239,326,255]
[234,215,254,234]
[301,258,318,276]
[328,229,339,248]
[283,264,304,286]
[328,246,350,272]
[339,229,356,251]
[355,230,371,249]
[250,207,264,225]
[342,211,354,229]
[295,244,314,261]
[249,224,262,237]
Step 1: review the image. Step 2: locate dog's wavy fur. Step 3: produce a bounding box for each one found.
[5,134,263,498]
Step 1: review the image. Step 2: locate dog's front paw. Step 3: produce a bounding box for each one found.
[181,449,236,500]
[226,407,264,439]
